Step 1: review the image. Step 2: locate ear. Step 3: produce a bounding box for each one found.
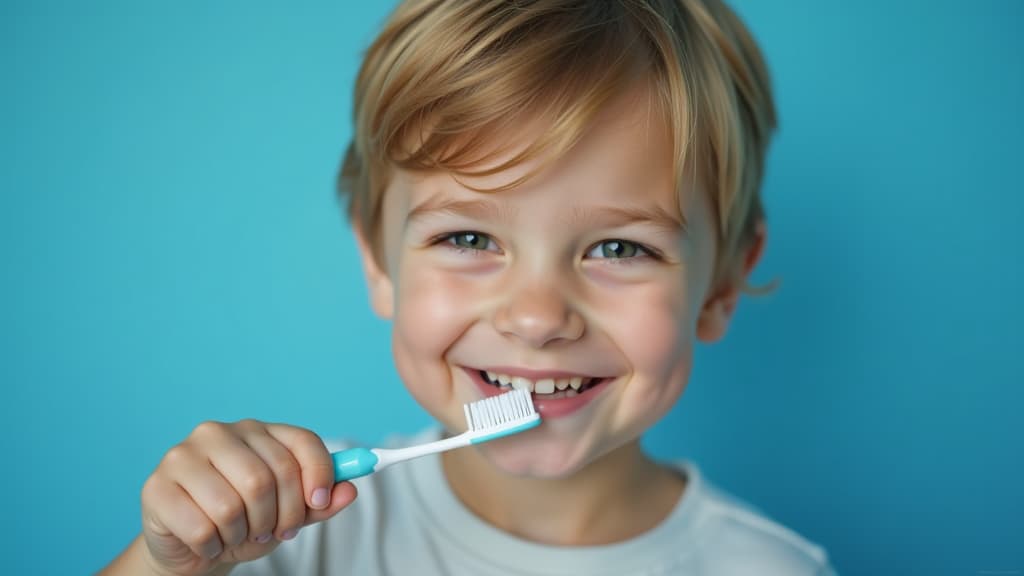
[354,226,394,319]
[696,221,766,343]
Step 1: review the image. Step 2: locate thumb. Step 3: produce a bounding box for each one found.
[304,481,357,526]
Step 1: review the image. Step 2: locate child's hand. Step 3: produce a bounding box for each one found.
[138,420,356,576]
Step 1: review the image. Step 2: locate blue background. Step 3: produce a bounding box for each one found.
[2,1,1021,574]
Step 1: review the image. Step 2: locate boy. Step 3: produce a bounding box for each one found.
[102,0,837,574]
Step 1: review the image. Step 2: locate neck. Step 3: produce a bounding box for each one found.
[440,439,686,546]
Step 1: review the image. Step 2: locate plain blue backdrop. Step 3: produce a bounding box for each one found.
[2,1,1021,574]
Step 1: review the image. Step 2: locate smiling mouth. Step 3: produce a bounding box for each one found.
[478,370,605,398]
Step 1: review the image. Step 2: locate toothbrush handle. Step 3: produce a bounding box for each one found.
[332,433,473,482]
[332,447,380,481]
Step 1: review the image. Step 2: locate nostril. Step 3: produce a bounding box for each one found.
[492,290,585,347]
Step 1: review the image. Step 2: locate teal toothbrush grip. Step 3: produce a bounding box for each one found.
[332,447,379,482]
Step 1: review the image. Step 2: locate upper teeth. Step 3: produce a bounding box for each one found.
[485,371,585,393]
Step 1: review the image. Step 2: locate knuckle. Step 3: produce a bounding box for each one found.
[192,420,225,439]
[296,434,331,468]
[237,467,275,500]
[185,521,218,549]
[208,495,244,526]
[234,418,263,434]
[306,459,334,475]
[161,444,191,467]
[284,424,319,450]
[273,456,302,485]
[140,475,162,503]
[293,427,323,450]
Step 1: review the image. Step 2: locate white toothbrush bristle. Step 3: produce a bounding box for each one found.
[465,389,538,431]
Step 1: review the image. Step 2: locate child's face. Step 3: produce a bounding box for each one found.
[358,83,734,478]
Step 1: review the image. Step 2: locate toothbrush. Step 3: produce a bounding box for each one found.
[332,388,540,482]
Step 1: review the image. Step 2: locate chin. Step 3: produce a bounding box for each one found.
[476,434,593,479]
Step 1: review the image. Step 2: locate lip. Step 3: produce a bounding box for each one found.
[477,365,603,381]
[463,367,613,419]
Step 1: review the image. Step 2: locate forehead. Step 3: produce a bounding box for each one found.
[385,81,691,225]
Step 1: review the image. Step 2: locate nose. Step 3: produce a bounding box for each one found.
[492,279,585,348]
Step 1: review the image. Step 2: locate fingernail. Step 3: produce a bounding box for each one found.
[312,487,329,508]
[254,533,272,544]
[281,528,299,540]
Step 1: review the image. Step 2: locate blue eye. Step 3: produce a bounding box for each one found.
[586,239,648,259]
[444,231,497,252]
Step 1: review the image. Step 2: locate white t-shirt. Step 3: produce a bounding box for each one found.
[231,429,837,576]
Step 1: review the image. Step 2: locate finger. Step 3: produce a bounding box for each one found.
[236,425,308,541]
[142,474,224,561]
[206,422,280,545]
[167,445,249,551]
[303,481,358,526]
[264,424,335,512]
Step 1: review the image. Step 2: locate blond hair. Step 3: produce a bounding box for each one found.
[338,0,776,292]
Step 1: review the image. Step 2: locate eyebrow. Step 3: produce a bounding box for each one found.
[567,204,688,235]
[406,197,518,226]
[405,195,687,234]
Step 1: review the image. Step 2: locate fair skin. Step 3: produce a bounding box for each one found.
[101,80,764,576]
[100,421,357,576]
[359,80,764,545]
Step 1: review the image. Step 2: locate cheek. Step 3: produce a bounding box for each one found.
[628,309,688,376]
[607,280,697,422]
[390,261,478,411]
[617,281,694,379]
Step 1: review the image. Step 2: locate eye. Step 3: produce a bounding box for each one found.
[442,231,498,252]
[586,239,648,259]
